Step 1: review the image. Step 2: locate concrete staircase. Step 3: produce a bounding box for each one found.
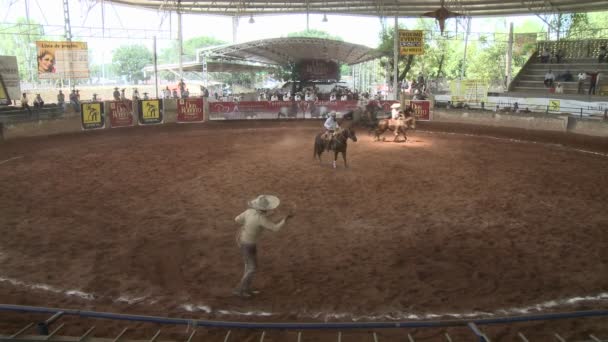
[509,57,608,95]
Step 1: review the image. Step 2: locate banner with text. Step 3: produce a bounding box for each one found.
[138,99,163,125]
[81,102,105,130]
[399,30,424,55]
[108,101,134,128]
[0,55,20,103]
[405,100,432,121]
[450,80,489,104]
[36,41,89,79]
[208,100,360,120]
[177,98,204,123]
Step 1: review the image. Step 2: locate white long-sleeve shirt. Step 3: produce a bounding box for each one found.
[235,209,286,244]
[324,116,338,130]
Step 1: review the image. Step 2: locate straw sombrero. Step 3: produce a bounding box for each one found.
[248,195,280,210]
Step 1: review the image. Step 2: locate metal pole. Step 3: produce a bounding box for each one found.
[506,22,514,90]
[393,15,399,100]
[232,16,238,43]
[177,9,183,79]
[101,0,105,85]
[25,0,33,83]
[460,17,471,79]
[153,36,158,99]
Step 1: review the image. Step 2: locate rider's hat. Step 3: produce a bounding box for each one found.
[248,195,280,211]
[330,110,337,117]
[390,103,401,109]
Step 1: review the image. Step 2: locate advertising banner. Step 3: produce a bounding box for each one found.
[0,56,20,102]
[138,99,163,125]
[36,41,89,79]
[208,100,360,120]
[177,98,204,123]
[406,100,432,121]
[450,80,489,104]
[399,30,424,55]
[297,59,340,81]
[80,102,105,130]
[108,101,134,128]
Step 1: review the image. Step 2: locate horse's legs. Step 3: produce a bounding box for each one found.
[342,151,348,168]
[333,151,338,169]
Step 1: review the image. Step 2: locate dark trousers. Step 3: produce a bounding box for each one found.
[237,243,257,293]
[589,82,597,95]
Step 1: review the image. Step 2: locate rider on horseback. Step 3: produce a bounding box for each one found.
[323,111,340,151]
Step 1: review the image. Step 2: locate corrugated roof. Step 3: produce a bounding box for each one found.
[109,0,608,17]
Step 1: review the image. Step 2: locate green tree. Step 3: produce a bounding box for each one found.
[112,45,152,83]
[286,29,343,41]
[0,18,45,81]
[158,36,225,64]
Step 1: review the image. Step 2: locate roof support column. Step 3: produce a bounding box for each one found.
[460,17,471,80]
[393,15,399,101]
[505,22,514,90]
[177,5,183,79]
[232,16,238,43]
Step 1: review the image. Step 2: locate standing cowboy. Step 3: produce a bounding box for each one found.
[234,195,293,298]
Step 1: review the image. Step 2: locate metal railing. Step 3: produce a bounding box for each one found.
[0,304,607,342]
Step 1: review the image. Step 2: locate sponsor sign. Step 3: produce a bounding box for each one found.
[406,100,432,121]
[36,41,89,79]
[80,102,105,130]
[208,100,360,120]
[450,80,489,104]
[138,99,163,125]
[548,100,560,112]
[399,30,424,55]
[108,101,134,128]
[0,56,20,102]
[177,98,204,123]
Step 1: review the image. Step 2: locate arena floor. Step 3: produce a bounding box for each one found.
[0,120,607,341]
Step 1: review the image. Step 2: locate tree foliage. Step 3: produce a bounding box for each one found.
[0,18,45,81]
[158,36,226,64]
[286,29,343,41]
[112,45,152,83]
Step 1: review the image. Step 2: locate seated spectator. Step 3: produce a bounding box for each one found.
[577,72,587,94]
[329,93,337,102]
[558,70,574,82]
[554,49,565,63]
[544,69,555,87]
[172,89,179,99]
[56,90,65,108]
[555,82,564,94]
[540,48,551,63]
[340,94,348,101]
[21,93,31,113]
[599,45,607,63]
[294,93,302,101]
[270,94,278,101]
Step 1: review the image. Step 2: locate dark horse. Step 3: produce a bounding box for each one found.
[313,127,358,168]
[372,116,416,142]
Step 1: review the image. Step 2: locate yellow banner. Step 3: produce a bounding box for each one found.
[142,100,161,120]
[399,30,424,55]
[36,41,89,79]
[450,80,489,104]
[548,100,560,112]
[82,103,103,125]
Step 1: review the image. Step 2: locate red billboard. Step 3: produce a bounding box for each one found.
[108,101,134,128]
[177,98,204,123]
[408,100,431,121]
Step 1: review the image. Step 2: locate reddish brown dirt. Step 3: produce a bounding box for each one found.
[0,120,607,341]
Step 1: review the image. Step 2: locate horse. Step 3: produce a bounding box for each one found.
[372,116,416,142]
[313,127,358,168]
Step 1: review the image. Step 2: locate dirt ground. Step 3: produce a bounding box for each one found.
[0,120,607,341]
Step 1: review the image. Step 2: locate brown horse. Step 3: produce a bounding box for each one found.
[313,127,358,168]
[372,116,416,142]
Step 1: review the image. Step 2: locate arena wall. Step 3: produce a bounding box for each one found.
[1,114,82,139]
[432,110,569,132]
[566,117,608,137]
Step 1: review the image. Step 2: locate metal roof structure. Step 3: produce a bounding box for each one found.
[199,37,383,66]
[110,0,608,17]
[142,60,276,73]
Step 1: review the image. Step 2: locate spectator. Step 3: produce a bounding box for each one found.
[172,89,179,99]
[143,92,149,100]
[113,87,120,101]
[540,48,551,63]
[56,90,65,108]
[555,82,564,94]
[69,89,80,112]
[182,88,189,98]
[544,69,555,87]
[554,49,565,63]
[21,93,31,114]
[586,70,600,95]
[577,71,587,94]
[162,86,171,99]
[598,45,607,63]
[558,70,573,82]
[92,93,99,101]
[132,88,140,101]
[120,89,127,101]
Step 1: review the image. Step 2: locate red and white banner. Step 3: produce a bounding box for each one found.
[177,98,204,123]
[407,100,431,121]
[208,100,359,120]
[108,100,134,128]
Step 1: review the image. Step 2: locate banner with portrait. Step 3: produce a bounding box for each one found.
[80,102,105,130]
[108,101,134,128]
[138,99,163,125]
[36,41,89,79]
[0,56,20,103]
[177,98,204,123]
[450,80,489,104]
[399,30,424,55]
